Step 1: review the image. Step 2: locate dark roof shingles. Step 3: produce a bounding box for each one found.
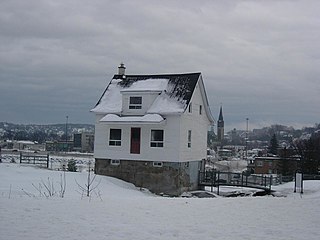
[113,72,200,105]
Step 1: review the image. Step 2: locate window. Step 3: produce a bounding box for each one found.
[111,159,120,165]
[188,102,192,113]
[150,130,164,147]
[188,130,191,148]
[129,96,142,109]
[153,161,163,167]
[109,129,121,146]
[257,161,263,167]
[199,105,202,115]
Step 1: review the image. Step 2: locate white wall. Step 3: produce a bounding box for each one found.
[179,81,211,161]
[94,115,182,162]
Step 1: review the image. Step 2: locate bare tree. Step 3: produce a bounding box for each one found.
[76,161,101,198]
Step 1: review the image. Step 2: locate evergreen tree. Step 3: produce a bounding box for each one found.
[67,159,77,172]
[293,133,320,174]
[269,134,279,155]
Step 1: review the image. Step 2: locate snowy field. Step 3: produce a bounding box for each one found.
[1,163,320,240]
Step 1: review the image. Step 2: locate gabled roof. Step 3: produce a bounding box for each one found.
[91,72,201,115]
[114,73,200,104]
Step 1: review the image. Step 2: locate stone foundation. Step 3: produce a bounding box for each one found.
[95,158,203,196]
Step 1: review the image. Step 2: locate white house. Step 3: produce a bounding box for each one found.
[91,64,214,196]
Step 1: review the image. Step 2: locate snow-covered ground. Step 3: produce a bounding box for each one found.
[1,163,320,240]
[1,153,94,171]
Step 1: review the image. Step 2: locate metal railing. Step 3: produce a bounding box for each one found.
[199,170,273,194]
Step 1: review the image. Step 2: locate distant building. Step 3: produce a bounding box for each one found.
[11,141,45,152]
[217,106,224,142]
[45,141,73,152]
[73,132,94,153]
[252,156,299,175]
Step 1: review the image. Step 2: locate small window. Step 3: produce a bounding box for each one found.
[111,159,120,165]
[153,161,163,167]
[257,161,263,167]
[151,130,164,147]
[109,129,121,146]
[129,96,142,109]
[188,102,192,113]
[188,130,191,148]
[199,105,202,115]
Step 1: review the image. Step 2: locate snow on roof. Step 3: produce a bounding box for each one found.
[91,73,201,115]
[120,78,168,92]
[17,140,35,145]
[91,79,122,114]
[147,91,185,114]
[100,114,165,124]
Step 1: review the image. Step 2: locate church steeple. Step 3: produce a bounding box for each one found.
[218,106,224,122]
[217,105,224,141]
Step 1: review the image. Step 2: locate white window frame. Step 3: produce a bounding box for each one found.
[109,129,122,146]
[129,96,142,109]
[153,161,163,167]
[150,130,164,148]
[111,159,120,166]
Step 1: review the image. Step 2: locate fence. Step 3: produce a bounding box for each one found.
[20,152,49,168]
[199,170,273,194]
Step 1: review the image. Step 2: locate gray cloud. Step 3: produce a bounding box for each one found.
[0,0,319,129]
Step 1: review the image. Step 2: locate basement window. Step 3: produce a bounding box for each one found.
[111,159,120,166]
[129,96,142,109]
[153,161,163,167]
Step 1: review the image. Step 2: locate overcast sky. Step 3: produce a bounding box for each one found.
[1,0,319,131]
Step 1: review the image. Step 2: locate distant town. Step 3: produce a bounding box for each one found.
[1,122,319,179]
[0,122,94,153]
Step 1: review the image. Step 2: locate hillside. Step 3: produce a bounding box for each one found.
[0,163,319,240]
[0,122,94,143]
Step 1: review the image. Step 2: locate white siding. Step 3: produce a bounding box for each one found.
[179,81,210,161]
[94,115,181,162]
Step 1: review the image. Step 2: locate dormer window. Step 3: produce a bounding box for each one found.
[129,96,142,109]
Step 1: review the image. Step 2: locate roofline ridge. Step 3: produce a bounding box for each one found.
[113,72,201,78]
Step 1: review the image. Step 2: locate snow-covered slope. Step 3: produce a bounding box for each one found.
[1,163,319,240]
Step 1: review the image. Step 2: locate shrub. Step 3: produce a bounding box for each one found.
[67,159,77,172]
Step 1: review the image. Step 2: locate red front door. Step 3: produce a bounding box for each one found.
[130,128,141,154]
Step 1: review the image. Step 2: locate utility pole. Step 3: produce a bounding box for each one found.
[245,118,249,162]
[65,116,68,153]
